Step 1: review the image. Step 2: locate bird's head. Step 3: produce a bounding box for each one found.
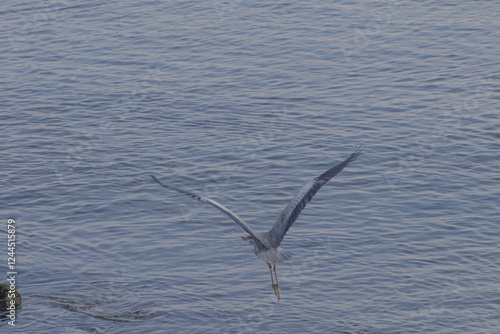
[241,235,254,246]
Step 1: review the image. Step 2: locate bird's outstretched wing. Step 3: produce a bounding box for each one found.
[151,175,267,246]
[266,146,362,247]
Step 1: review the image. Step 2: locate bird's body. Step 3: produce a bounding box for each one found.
[152,147,362,300]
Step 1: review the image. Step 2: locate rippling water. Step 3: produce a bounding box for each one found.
[1,1,499,333]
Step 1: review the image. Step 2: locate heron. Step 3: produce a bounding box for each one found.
[151,147,362,300]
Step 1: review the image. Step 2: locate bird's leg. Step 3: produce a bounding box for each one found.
[268,262,275,286]
[267,263,280,300]
[273,264,280,301]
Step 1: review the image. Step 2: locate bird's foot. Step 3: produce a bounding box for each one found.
[272,284,280,301]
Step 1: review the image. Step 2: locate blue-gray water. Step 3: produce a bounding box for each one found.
[1,1,499,333]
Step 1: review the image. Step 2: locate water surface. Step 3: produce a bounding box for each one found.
[1,1,499,333]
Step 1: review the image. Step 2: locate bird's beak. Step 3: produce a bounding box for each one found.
[241,237,247,241]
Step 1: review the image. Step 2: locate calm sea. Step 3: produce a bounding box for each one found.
[1,1,499,333]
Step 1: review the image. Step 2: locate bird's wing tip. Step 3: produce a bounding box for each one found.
[352,145,363,159]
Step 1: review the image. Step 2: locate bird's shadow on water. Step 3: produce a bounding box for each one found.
[32,293,168,323]
[30,271,168,323]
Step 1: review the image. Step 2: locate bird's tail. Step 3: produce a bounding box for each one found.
[257,247,294,263]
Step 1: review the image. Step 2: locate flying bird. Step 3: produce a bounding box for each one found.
[151,147,362,300]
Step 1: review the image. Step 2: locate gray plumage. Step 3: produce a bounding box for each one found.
[151,146,362,264]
